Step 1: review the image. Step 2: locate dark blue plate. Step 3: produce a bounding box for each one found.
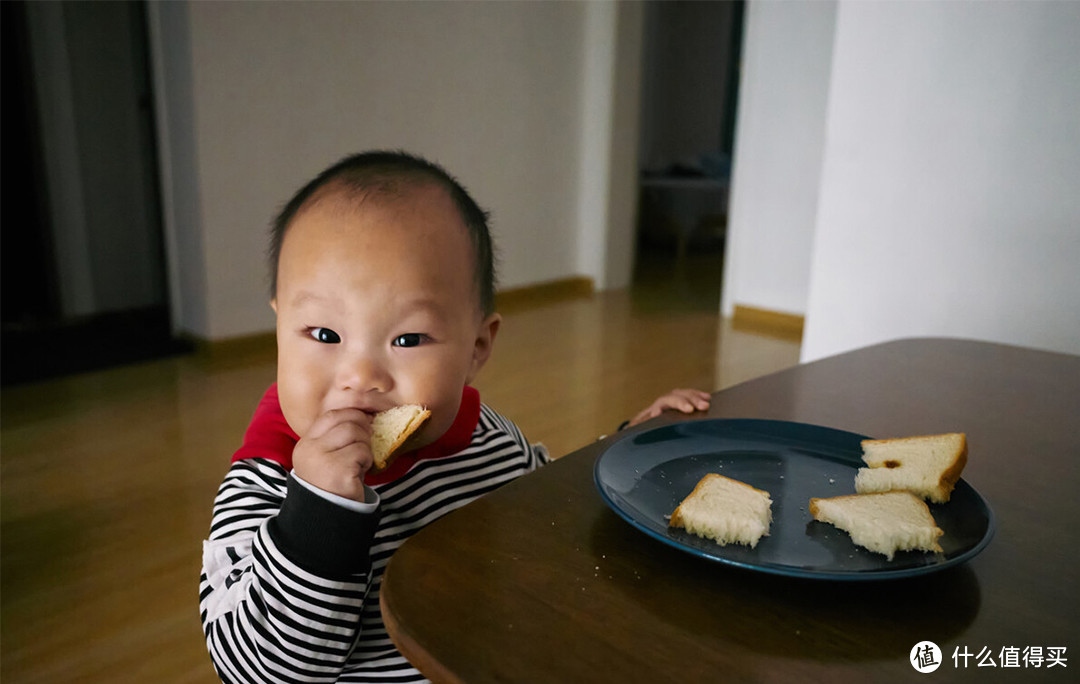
[594,419,994,580]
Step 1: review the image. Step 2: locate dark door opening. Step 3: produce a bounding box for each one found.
[1,0,192,387]
[632,0,745,313]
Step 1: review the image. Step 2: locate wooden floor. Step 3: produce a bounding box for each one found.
[0,252,799,683]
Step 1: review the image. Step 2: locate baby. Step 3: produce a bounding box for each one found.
[199,151,709,683]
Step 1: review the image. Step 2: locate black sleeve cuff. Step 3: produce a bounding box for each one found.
[267,476,380,580]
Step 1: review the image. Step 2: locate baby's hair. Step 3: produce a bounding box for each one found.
[269,150,496,315]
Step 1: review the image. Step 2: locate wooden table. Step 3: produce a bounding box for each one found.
[381,338,1080,682]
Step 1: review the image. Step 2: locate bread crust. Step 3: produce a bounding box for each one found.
[370,407,431,474]
[669,474,772,547]
[810,492,944,559]
[858,432,967,502]
[670,474,771,528]
[936,435,968,498]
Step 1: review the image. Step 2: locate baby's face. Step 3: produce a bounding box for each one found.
[272,184,498,448]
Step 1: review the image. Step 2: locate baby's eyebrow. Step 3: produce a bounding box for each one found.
[400,297,459,321]
[402,297,444,313]
[290,291,343,311]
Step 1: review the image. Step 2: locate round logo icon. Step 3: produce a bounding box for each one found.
[911,641,943,673]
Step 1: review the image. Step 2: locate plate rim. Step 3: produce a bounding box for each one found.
[593,418,996,581]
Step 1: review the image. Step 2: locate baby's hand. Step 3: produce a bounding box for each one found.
[292,408,374,502]
[627,389,711,428]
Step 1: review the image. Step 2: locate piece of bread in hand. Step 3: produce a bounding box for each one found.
[809,491,944,560]
[854,433,967,503]
[370,405,431,473]
[669,474,773,548]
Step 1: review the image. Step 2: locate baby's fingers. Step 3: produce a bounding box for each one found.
[629,405,662,427]
[672,388,711,412]
[306,408,372,442]
[319,419,372,453]
[657,389,711,414]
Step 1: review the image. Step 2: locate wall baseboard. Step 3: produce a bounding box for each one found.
[183,330,276,361]
[495,276,595,313]
[731,304,804,341]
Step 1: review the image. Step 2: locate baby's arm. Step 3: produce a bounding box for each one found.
[201,458,378,683]
[200,400,380,683]
[626,388,711,428]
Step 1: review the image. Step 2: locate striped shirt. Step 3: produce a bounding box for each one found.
[200,385,549,683]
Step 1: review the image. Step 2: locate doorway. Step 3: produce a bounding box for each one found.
[1,0,191,386]
[632,0,744,313]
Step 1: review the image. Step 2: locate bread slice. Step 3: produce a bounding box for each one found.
[370,404,430,473]
[854,433,967,503]
[669,474,772,548]
[810,491,944,560]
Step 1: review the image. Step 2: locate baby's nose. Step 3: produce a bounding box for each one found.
[338,355,392,393]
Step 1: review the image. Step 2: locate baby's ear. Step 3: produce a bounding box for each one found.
[270,299,278,314]
[467,313,501,382]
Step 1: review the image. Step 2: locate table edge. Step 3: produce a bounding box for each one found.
[381,569,466,684]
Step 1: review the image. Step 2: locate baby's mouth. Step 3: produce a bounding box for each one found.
[326,402,385,416]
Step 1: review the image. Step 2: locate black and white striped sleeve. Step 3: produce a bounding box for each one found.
[199,458,379,684]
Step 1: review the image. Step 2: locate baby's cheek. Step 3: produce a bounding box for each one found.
[407,390,460,448]
[427,408,458,443]
[277,376,320,438]
[277,391,308,438]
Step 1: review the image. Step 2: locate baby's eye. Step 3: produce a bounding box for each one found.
[309,328,341,344]
[392,333,427,348]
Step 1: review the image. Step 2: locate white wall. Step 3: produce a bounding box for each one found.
[148,0,208,335]
[720,0,837,319]
[801,1,1080,361]
[576,1,643,292]
[602,3,645,292]
[151,1,637,341]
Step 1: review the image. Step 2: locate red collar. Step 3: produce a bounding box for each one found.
[232,384,481,485]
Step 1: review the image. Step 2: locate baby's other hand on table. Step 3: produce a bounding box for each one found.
[627,389,711,428]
